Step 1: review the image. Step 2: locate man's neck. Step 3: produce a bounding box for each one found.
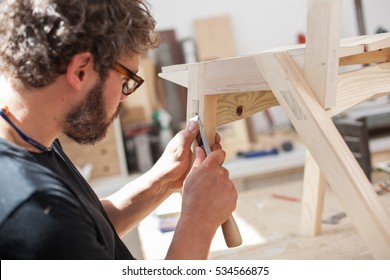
[0,76,63,152]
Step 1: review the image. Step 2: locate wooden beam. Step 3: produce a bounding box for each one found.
[328,62,390,117]
[300,152,326,236]
[301,0,341,236]
[363,32,390,51]
[165,60,390,125]
[301,0,337,235]
[186,63,242,248]
[216,91,278,127]
[187,63,207,122]
[255,51,390,259]
[160,33,390,92]
[340,47,390,66]
[304,0,341,109]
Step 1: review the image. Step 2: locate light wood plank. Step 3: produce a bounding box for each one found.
[159,33,390,91]
[186,63,242,248]
[328,62,390,117]
[254,51,390,259]
[194,15,237,61]
[340,33,390,53]
[159,68,189,88]
[304,0,341,109]
[204,56,269,94]
[165,59,390,123]
[300,152,326,236]
[301,0,341,236]
[363,32,390,51]
[216,91,278,127]
[202,95,218,147]
[186,63,206,120]
[340,47,390,66]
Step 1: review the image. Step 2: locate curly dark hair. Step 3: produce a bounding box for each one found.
[0,0,159,88]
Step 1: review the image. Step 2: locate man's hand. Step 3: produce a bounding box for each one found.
[181,146,237,233]
[166,145,238,259]
[150,120,221,192]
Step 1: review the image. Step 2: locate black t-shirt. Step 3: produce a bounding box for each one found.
[0,138,135,259]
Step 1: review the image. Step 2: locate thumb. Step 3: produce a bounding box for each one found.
[187,119,198,138]
[181,120,199,149]
[191,146,206,169]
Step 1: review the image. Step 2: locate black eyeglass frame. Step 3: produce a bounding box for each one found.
[112,62,144,95]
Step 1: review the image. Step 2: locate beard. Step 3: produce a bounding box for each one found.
[62,79,121,145]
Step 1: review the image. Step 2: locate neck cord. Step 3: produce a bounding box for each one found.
[0,105,52,152]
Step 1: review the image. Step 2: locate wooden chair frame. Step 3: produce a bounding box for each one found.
[159,0,390,258]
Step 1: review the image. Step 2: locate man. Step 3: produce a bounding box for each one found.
[0,0,237,259]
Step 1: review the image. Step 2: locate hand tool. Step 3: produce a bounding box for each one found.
[190,115,242,248]
[322,212,347,225]
[237,147,279,158]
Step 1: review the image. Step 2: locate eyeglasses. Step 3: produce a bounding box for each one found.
[112,62,144,95]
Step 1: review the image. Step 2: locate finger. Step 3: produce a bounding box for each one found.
[185,120,199,144]
[191,146,206,170]
[205,149,226,167]
[181,120,199,141]
[215,132,221,144]
[222,166,230,178]
[169,120,199,151]
[211,143,222,152]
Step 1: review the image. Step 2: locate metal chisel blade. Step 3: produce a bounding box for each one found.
[190,115,212,155]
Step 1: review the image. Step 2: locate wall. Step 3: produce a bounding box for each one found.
[148,0,390,56]
[147,0,390,133]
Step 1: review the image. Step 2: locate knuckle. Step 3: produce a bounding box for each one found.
[228,181,238,198]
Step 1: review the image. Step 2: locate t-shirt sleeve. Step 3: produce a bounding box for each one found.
[0,190,116,259]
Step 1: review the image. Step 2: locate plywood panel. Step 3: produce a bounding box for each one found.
[194,15,237,61]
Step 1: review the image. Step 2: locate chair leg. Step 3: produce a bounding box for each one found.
[255,51,390,259]
[186,63,242,248]
[300,151,326,236]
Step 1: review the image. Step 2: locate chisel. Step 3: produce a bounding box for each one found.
[190,115,242,248]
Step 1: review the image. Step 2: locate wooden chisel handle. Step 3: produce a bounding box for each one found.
[191,115,242,248]
[222,215,242,247]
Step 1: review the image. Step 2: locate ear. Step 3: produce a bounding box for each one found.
[66,52,94,91]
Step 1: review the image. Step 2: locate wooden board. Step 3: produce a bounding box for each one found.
[304,0,341,109]
[301,0,341,236]
[328,62,390,117]
[216,91,277,127]
[194,15,237,61]
[160,52,390,133]
[159,33,390,91]
[300,152,326,236]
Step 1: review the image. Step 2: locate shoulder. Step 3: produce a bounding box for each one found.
[0,140,73,225]
[0,190,111,259]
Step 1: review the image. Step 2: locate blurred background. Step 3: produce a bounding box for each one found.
[60,0,390,259]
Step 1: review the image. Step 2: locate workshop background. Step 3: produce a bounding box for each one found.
[59,0,390,259]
